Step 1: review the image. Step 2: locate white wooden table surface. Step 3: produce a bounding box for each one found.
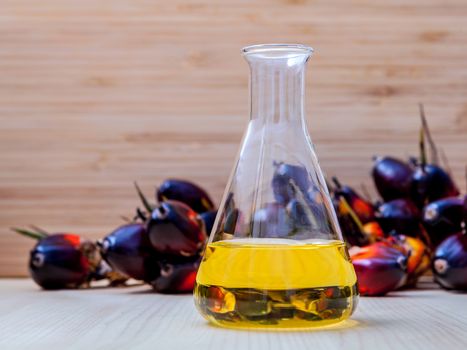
[0,278,466,350]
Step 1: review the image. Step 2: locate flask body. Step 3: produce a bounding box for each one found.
[194,44,359,329]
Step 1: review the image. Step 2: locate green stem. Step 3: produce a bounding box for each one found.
[465,165,467,193]
[12,227,48,240]
[419,103,438,165]
[339,197,365,233]
[439,148,452,177]
[29,225,50,235]
[331,176,342,189]
[288,181,319,230]
[360,183,373,203]
[418,224,433,249]
[419,125,427,170]
[119,215,132,223]
[134,182,154,213]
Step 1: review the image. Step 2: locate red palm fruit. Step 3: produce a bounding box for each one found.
[406,241,431,286]
[33,234,90,290]
[194,285,235,314]
[151,257,200,293]
[350,243,407,296]
[332,178,375,223]
[383,234,430,286]
[336,211,369,246]
[362,221,385,239]
[351,197,376,223]
[13,229,91,290]
[335,198,370,247]
[16,227,128,289]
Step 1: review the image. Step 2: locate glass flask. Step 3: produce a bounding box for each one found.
[194,44,358,329]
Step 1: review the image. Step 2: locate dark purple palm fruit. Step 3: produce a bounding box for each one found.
[332,177,375,224]
[254,202,291,238]
[372,156,414,201]
[351,243,408,296]
[285,179,332,234]
[376,199,420,236]
[304,186,331,231]
[410,108,459,208]
[220,192,241,236]
[147,200,207,257]
[13,228,92,290]
[464,194,467,228]
[151,256,200,294]
[200,210,218,235]
[433,233,467,290]
[271,162,311,204]
[157,179,214,213]
[411,165,459,208]
[99,223,160,282]
[207,192,239,237]
[423,196,466,247]
[287,199,312,231]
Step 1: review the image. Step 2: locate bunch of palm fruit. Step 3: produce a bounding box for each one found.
[14,180,216,293]
[14,106,466,296]
[333,106,466,295]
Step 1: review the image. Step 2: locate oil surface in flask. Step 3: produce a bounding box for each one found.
[194,238,359,329]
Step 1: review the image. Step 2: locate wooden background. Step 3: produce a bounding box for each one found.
[1,0,466,277]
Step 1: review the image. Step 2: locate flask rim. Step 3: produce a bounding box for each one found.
[242,43,314,59]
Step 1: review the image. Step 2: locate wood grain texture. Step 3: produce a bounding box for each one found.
[1,0,467,276]
[0,278,466,350]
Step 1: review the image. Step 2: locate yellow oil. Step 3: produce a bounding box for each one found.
[194,238,358,329]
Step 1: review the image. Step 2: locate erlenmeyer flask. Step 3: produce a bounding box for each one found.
[194,44,358,329]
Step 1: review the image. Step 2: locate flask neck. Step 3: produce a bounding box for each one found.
[244,45,312,126]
